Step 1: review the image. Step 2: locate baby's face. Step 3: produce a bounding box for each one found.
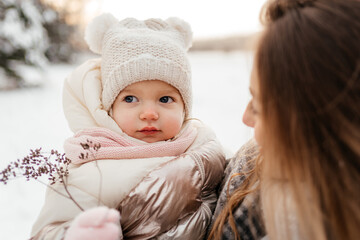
[112,80,185,143]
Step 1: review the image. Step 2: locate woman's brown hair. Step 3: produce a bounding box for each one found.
[210,0,360,239]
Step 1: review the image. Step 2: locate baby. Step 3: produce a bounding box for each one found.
[31,13,225,240]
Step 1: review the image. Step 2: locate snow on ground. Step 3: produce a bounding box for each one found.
[0,51,254,239]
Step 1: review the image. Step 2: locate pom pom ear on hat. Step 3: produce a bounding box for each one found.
[166,17,193,50]
[84,13,118,54]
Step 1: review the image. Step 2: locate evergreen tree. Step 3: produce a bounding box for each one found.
[0,0,76,89]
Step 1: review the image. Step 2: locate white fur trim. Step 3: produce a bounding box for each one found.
[62,59,123,134]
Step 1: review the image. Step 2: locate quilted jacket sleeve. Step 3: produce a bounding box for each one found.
[155,191,218,240]
[155,130,226,239]
[118,122,226,239]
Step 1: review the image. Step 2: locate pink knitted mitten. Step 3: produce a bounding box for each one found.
[64,206,122,240]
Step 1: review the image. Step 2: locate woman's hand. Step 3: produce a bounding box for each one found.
[64,206,122,240]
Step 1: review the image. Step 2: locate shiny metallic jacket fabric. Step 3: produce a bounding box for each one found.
[118,123,226,239]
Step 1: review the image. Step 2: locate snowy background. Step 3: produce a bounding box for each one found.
[0,51,254,239]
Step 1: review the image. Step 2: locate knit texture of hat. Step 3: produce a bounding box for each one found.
[84,13,193,117]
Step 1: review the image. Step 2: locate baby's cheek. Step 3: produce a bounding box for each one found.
[165,116,183,137]
[122,121,136,135]
[113,115,135,136]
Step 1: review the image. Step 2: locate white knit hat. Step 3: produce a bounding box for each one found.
[84,13,193,117]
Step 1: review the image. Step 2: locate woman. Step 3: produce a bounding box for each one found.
[208,0,360,239]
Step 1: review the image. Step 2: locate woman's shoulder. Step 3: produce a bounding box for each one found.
[225,138,258,179]
[211,139,264,239]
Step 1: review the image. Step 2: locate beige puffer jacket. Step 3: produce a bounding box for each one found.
[30,59,226,239]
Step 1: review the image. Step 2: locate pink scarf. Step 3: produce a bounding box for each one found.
[64,125,197,164]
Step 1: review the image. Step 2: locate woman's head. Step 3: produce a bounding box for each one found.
[246,0,360,239]
[211,0,360,239]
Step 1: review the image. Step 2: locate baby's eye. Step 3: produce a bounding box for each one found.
[159,96,174,103]
[124,96,138,103]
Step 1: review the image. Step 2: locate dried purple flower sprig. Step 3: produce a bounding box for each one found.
[79,139,101,160]
[0,148,69,185]
[0,142,101,211]
[0,148,86,210]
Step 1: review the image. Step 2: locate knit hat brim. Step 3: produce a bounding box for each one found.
[102,55,192,118]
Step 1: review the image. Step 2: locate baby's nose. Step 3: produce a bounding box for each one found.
[140,107,159,120]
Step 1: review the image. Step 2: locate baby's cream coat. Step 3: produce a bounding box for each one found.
[31,59,226,239]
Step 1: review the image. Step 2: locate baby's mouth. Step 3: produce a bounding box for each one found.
[139,126,160,135]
